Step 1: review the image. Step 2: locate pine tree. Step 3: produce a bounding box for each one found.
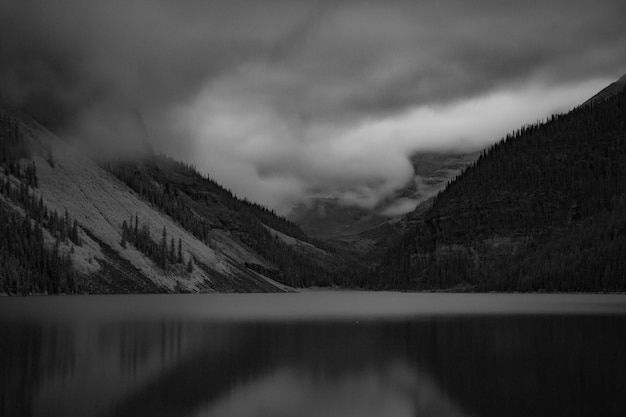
[160,227,168,269]
[71,220,81,246]
[186,256,193,273]
[177,238,182,263]
[121,220,128,248]
[169,237,175,263]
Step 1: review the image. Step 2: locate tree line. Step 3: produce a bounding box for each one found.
[376,88,626,291]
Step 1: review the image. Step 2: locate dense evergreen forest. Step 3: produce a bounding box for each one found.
[0,114,79,294]
[377,88,626,291]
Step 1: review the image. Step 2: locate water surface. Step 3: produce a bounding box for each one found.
[1,293,625,417]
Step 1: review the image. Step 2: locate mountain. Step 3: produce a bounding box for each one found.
[582,73,626,106]
[0,111,353,294]
[3,75,624,295]
[376,79,626,291]
[288,151,478,238]
[286,150,479,266]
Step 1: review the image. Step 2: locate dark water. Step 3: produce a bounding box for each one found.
[1,293,625,417]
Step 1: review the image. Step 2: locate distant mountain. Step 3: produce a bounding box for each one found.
[376,79,626,291]
[0,111,354,294]
[288,197,384,238]
[288,151,478,239]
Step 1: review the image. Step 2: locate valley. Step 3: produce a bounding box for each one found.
[1,76,625,294]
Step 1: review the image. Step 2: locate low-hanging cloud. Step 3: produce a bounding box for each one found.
[181,77,610,212]
[2,0,625,213]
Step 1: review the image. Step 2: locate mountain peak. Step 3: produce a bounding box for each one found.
[582,73,626,106]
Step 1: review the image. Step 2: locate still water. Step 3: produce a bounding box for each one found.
[1,292,625,417]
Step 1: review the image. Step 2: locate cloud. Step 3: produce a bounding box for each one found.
[382,199,421,217]
[1,0,625,212]
[181,75,610,213]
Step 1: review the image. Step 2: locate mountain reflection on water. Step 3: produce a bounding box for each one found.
[1,294,626,417]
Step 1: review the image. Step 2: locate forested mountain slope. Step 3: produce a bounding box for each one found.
[377,87,626,291]
[0,111,350,294]
[105,156,357,288]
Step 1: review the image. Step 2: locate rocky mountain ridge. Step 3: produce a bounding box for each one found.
[0,111,351,294]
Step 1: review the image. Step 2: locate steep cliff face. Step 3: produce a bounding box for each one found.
[377,83,626,291]
[0,111,343,294]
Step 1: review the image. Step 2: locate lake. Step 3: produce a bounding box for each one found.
[1,292,625,417]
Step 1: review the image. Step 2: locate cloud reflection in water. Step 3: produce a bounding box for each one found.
[195,364,467,417]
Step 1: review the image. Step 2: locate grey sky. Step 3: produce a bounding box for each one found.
[2,0,625,212]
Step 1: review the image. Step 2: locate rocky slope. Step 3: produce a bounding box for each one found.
[0,111,347,294]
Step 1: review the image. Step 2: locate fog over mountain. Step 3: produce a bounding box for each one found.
[2,0,625,212]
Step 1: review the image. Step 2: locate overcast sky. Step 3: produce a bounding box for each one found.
[2,0,625,212]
